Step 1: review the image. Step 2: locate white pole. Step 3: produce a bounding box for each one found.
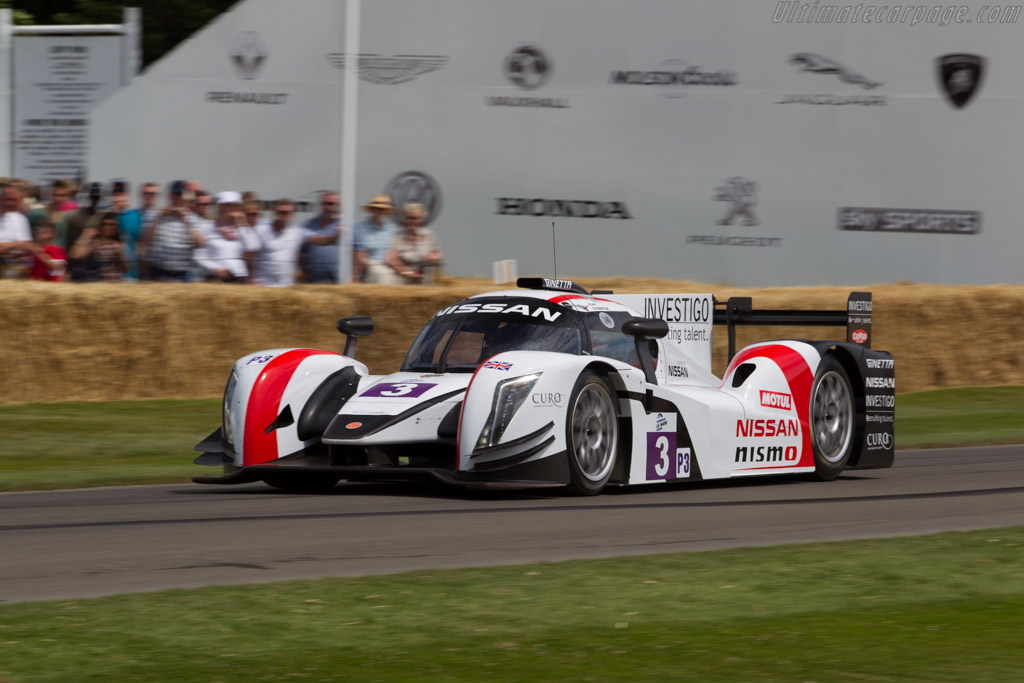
[0,9,13,178]
[338,0,361,284]
[121,7,141,85]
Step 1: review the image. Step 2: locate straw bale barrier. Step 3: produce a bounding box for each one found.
[1,279,1022,405]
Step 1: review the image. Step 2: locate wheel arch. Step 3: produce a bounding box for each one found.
[809,342,868,468]
[581,359,633,485]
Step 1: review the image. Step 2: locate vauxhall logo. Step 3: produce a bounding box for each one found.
[487,44,569,109]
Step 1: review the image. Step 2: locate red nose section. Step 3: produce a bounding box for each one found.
[242,350,334,466]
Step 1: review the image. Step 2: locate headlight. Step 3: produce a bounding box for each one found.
[476,373,541,450]
[222,371,238,446]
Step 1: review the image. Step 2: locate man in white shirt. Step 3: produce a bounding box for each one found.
[249,198,339,287]
[0,184,33,278]
[196,191,255,282]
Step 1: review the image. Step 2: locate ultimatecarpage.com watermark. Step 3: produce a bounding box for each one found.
[772,2,1021,25]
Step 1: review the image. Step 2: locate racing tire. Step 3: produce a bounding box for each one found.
[262,473,342,493]
[565,371,618,496]
[809,356,855,481]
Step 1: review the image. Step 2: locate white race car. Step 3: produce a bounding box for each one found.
[194,278,895,494]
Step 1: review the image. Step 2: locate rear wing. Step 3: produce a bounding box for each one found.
[715,291,873,361]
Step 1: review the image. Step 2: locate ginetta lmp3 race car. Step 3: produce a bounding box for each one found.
[194,278,895,495]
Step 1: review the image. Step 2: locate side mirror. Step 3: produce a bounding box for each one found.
[622,317,668,385]
[337,316,374,358]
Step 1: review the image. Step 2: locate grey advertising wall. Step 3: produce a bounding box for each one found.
[86,0,1021,285]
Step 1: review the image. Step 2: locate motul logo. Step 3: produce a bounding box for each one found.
[759,390,792,410]
[851,329,868,344]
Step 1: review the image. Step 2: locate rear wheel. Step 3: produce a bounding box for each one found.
[809,356,855,481]
[565,371,618,495]
[262,473,342,493]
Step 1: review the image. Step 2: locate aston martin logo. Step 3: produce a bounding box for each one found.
[325,53,449,84]
[788,52,883,89]
[230,32,267,80]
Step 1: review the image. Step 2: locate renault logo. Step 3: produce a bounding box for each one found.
[230,31,267,80]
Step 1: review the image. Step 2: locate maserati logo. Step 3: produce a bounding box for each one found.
[325,53,449,84]
[714,177,759,227]
[385,171,442,226]
[937,53,985,109]
[230,31,267,80]
[504,45,552,90]
[788,53,882,89]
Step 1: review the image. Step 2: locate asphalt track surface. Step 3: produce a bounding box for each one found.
[2,445,1023,604]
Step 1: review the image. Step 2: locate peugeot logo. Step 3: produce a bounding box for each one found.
[385,171,443,226]
[230,31,267,80]
[504,44,552,90]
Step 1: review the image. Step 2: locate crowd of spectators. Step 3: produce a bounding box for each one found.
[0,177,444,285]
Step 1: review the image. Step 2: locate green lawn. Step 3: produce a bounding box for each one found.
[0,386,1022,491]
[1,527,1022,681]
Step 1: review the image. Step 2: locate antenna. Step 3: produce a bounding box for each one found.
[552,221,557,278]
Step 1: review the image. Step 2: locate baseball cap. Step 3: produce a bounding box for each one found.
[215,190,243,205]
[169,180,187,195]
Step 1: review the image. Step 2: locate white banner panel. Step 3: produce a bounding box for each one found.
[85,0,1024,286]
[13,35,123,185]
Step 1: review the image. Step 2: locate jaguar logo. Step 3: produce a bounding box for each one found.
[385,171,442,226]
[230,31,267,80]
[789,52,883,89]
[504,44,552,90]
[714,177,759,227]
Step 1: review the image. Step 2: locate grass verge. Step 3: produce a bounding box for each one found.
[1,527,1022,681]
[1,386,1022,492]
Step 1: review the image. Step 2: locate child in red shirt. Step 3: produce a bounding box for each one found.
[28,220,67,281]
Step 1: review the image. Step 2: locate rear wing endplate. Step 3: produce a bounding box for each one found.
[714,291,873,361]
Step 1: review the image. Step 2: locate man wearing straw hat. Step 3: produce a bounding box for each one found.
[353,194,398,283]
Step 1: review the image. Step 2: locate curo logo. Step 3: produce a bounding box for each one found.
[435,302,562,321]
[866,432,893,450]
[759,390,793,410]
[851,329,868,344]
[386,171,442,226]
[736,418,800,438]
[495,198,632,219]
[531,392,565,408]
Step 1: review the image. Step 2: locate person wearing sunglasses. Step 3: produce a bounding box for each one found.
[300,190,343,283]
[247,197,339,287]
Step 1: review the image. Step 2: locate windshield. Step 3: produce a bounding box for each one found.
[402,314,583,372]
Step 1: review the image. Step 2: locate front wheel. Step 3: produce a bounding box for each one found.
[565,371,618,495]
[809,356,855,481]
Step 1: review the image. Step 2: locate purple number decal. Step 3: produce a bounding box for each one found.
[359,382,437,398]
[645,412,678,481]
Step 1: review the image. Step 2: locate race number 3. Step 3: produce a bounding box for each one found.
[359,382,437,398]
[645,413,681,481]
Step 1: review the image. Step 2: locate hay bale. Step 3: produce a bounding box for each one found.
[0,279,1020,404]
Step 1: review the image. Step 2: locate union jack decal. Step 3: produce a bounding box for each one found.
[483,360,513,371]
